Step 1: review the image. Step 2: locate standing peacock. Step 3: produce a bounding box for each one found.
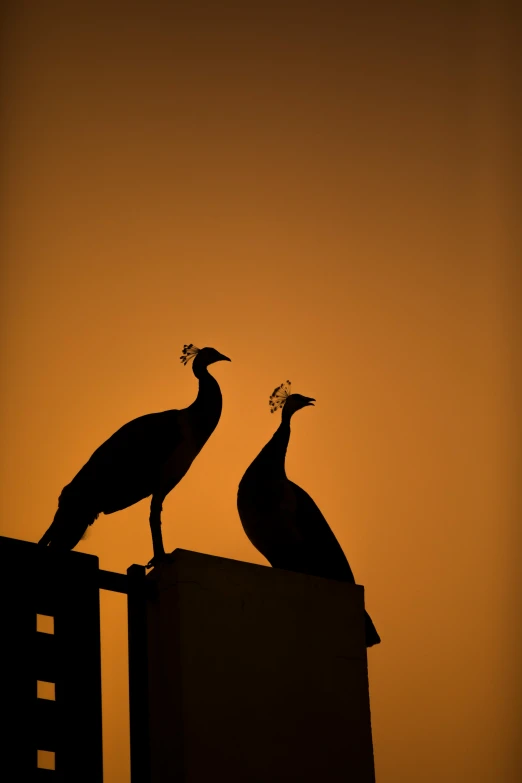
[39,344,230,567]
[237,381,380,647]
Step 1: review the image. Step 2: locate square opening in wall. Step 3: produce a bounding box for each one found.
[37,750,55,770]
[37,614,54,634]
[37,680,56,701]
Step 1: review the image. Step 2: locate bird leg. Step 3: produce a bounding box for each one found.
[147,493,170,568]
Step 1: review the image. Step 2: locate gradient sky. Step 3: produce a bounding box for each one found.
[1,2,519,782]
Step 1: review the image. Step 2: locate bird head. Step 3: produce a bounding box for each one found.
[180,344,231,368]
[269,381,315,419]
[284,394,316,417]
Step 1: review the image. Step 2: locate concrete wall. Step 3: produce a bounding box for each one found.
[147,549,375,783]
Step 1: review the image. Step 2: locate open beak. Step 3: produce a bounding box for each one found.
[305,397,315,406]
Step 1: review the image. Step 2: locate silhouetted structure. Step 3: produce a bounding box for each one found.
[2,535,105,781]
[38,344,230,566]
[237,381,381,647]
[145,549,376,782]
[2,534,149,782]
[2,535,376,781]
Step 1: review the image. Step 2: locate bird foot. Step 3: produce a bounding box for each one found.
[146,552,176,569]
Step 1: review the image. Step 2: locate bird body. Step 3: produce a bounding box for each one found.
[39,344,230,564]
[60,408,195,516]
[237,383,380,647]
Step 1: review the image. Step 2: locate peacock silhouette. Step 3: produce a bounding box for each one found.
[39,344,230,567]
[237,381,380,647]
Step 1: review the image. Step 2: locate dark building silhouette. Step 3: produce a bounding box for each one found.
[3,536,105,782]
[145,549,376,783]
[2,536,376,782]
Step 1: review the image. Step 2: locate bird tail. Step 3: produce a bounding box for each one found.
[364,611,381,647]
[39,492,99,552]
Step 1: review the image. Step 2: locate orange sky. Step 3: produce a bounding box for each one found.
[1,2,519,781]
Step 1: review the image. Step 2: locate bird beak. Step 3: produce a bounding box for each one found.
[217,353,231,362]
[305,397,315,406]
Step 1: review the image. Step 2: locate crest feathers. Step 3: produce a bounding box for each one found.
[180,344,200,365]
[269,380,291,413]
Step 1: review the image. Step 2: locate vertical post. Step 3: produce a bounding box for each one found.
[127,564,150,783]
[53,551,104,782]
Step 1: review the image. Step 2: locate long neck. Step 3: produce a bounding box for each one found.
[187,365,223,441]
[251,417,291,479]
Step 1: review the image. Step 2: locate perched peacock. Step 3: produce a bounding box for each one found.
[39,344,230,567]
[237,381,380,647]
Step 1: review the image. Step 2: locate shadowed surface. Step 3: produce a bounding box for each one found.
[147,549,375,783]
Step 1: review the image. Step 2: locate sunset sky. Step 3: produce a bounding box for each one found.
[1,2,519,781]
